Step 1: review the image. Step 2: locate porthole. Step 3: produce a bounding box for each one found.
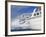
[34,14,36,16]
[37,13,39,15]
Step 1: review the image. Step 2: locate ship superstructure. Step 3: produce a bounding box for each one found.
[11,8,41,31]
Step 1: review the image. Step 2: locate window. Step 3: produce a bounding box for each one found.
[37,13,39,15]
[34,14,36,16]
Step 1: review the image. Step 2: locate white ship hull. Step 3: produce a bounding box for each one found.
[11,16,41,30]
[29,17,41,29]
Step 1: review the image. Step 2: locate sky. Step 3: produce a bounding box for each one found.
[11,5,40,19]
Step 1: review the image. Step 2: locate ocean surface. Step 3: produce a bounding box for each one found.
[11,28,41,32]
